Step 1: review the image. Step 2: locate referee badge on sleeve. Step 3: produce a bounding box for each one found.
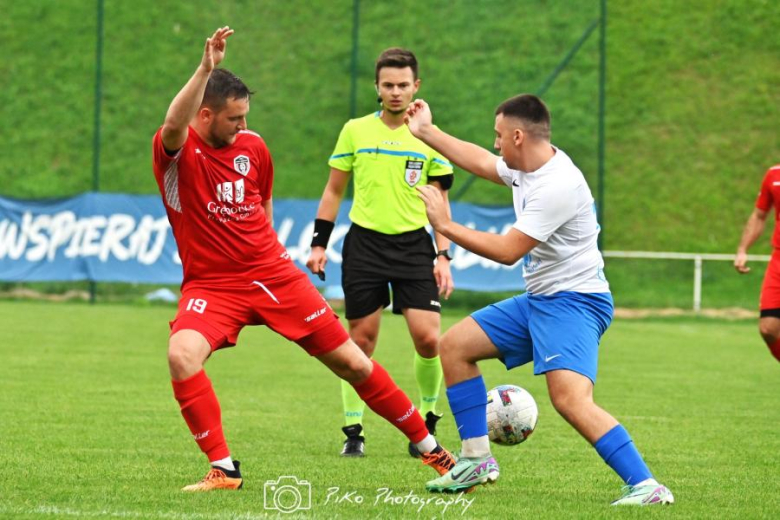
[405,160,424,187]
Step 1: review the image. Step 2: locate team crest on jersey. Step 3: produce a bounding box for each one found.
[233,155,251,176]
[405,160,424,187]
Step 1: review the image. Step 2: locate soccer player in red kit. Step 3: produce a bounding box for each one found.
[735,163,780,362]
[153,27,455,491]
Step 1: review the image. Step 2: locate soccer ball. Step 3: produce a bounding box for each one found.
[486,384,538,445]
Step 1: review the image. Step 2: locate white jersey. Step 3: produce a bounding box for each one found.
[496,147,609,295]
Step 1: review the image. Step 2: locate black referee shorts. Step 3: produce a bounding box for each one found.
[341,224,441,320]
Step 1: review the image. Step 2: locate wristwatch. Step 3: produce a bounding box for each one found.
[436,249,452,261]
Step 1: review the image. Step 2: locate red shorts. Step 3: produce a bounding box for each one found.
[760,251,780,310]
[170,270,348,356]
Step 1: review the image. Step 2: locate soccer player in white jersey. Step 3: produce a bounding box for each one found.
[405,94,674,506]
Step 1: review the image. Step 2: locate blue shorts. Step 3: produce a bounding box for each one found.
[471,291,613,384]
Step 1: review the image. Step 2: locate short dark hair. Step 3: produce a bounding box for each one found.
[495,94,551,140]
[375,48,418,82]
[201,68,253,111]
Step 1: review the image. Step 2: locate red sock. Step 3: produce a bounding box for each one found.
[172,370,230,462]
[352,360,428,444]
[769,339,780,362]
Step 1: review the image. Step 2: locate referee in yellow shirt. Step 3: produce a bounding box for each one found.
[306,48,455,457]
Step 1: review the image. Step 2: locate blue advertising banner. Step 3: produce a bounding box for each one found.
[0,193,524,291]
[0,193,177,283]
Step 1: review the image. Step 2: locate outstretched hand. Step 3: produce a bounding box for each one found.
[201,26,234,72]
[405,99,434,138]
[417,184,451,231]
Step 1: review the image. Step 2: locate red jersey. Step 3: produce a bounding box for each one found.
[152,126,292,286]
[755,165,780,249]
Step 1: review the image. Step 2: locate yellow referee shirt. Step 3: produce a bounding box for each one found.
[328,111,453,235]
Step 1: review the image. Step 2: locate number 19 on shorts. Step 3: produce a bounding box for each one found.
[185,298,208,314]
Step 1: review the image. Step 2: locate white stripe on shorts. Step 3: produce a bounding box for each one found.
[251,281,280,304]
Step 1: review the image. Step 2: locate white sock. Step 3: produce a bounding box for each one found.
[414,434,438,454]
[211,456,235,471]
[635,478,659,487]
[461,436,491,458]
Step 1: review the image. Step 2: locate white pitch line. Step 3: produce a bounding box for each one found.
[0,505,280,520]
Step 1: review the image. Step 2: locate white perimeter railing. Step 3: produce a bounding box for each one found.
[602,251,771,312]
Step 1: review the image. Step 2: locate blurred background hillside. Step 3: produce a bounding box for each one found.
[2,0,778,307]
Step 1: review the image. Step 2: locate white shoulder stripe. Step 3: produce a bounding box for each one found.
[238,129,262,138]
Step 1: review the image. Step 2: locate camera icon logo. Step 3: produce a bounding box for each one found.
[264,476,312,514]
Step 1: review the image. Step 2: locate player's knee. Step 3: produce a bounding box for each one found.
[549,388,587,418]
[441,331,479,364]
[352,332,378,355]
[438,332,456,360]
[319,339,374,382]
[758,324,779,346]
[414,332,439,358]
[339,354,373,383]
[167,337,206,378]
[439,332,464,362]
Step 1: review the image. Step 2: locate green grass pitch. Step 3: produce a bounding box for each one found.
[1,301,778,518]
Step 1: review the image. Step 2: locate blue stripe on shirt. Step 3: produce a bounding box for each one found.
[356,148,427,160]
[432,158,452,167]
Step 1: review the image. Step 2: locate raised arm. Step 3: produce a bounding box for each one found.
[735,207,769,273]
[161,26,234,152]
[417,185,539,265]
[406,100,503,185]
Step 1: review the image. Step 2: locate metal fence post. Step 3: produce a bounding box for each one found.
[90,0,105,304]
[693,255,703,312]
[452,10,603,202]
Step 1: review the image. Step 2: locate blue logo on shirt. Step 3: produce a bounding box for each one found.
[523,253,541,274]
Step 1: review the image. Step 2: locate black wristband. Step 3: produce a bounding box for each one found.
[311,219,335,248]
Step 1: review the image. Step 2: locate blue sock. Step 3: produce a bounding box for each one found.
[446,376,488,440]
[594,424,653,485]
